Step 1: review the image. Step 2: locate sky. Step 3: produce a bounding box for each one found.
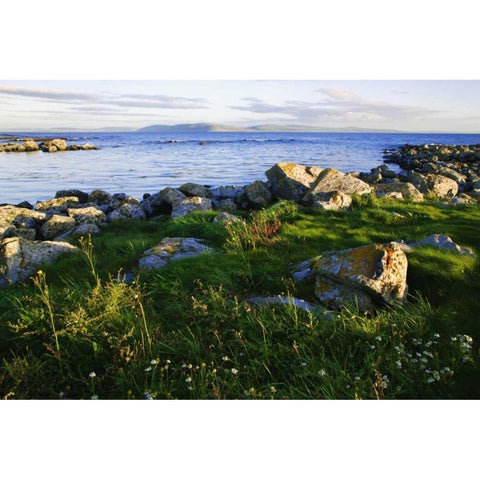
[0,80,479,132]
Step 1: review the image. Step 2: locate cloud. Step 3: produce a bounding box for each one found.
[230,89,439,125]
[0,85,211,110]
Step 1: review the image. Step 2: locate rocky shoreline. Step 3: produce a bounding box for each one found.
[0,143,478,302]
[0,137,99,153]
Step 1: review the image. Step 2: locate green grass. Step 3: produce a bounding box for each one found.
[0,198,479,399]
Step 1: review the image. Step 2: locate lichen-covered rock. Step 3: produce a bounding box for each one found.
[310,191,352,211]
[171,197,212,218]
[374,182,424,202]
[23,139,40,152]
[138,237,213,271]
[179,183,211,198]
[88,190,112,206]
[409,234,474,257]
[159,187,187,207]
[213,212,241,224]
[425,174,458,199]
[35,196,79,213]
[245,181,273,208]
[107,204,146,222]
[14,228,37,240]
[56,189,89,203]
[211,198,238,213]
[40,214,76,240]
[293,243,408,312]
[303,168,372,205]
[140,193,170,217]
[68,206,106,225]
[0,237,78,284]
[265,163,319,202]
[0,205,46,230]
[41,139,67,152]
[209,185,247,207]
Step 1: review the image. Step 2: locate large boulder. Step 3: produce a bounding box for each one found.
[23,140,40,152]
[0,237,78,285]
[40,214,76,240]
[40,139,67,152]
[245,181,273,208]
[35,196,80,214]
[107,204,146,222]
[408,172,458,199]
[140,193,170,217]
[265,163,320,202]
[303,168,372,205]
[373,182,424,202]
[88,190,112,206]
[179,183,211,198]
[159,187,187,208]
[408,234,474,257]
[209,185,247,208]
[67,206,106,225]
[0,205,46,230]
[138,237,213,271]
[171,197,212,218]
[293,242,408,312]
[56,189,89,204]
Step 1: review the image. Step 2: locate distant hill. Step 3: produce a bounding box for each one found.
[136,123,402,133]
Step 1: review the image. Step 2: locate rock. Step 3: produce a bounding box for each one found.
[159,187,187,208]
[179,183,211,198]
[107,204,146,222]
[138,237,213,271]
[23,140,40,152]
[41,139,67,152]
[409,234,475,257]
[88,190,112,206]
[0,237,78,284]
[55,223,101,239]
[140,193,170,217]
[40,215,76,240]
[14,228,37,240]
[245,296,321,314]
[303,168,372,205]
[245,181,273,208]
[374,182,424,202]
[0,206,47,239]
[213,212,241,224]
[209,185,247,206]
[265,163,319,202]
[35,196,80,213]
[56,189,89,203]
[67,206,106,225]
[293,243,408,312]
[449,194,476,206]
[0,143,26,152]
[211,198,238,213]
[310,191,352,210]
[425,174,458,199]
[15,201,34,210]
[171,196,212,218]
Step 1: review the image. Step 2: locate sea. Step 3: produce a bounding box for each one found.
[1,131,480,205]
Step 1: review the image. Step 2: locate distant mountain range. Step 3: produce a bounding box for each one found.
[136,123,402,133]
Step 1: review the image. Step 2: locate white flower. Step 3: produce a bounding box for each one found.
[375,336,382,342]
[166,359,171,364]
[185,377,192,383]
[301,362,307,367]
[222,356,229,361]
[187,386,193,391]
[369,345,375,350]
[231,368,238,375]
[150,359,158,365]
[270,386,276,393]
[421,358,428,364]
[144,366,152,372]
[88,371,96,378]
[395,360,402,369]
[354,376,361,381]
[427,378,435,384]
[433,333,440,338]
[144,391,153,400]
[318,369,326,376]
[90,395,99,400]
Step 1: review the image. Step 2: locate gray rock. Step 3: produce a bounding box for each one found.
[179,183,211,198]
[0,237,78,284]
[265,163,319,202]
[213,212,242,224]
[303,168,371,205]
[409,234,474,257]
[56,189,89,203]
[138,237,213,271]
[35,196,80,214]
[140,193,170,217]
[171,197,212,218]
[107,204,146,222]
[310,191,352,210]
[211,198,238,213]
[245,181,273,208]
[67,206,106,225]
[40,214,76,240]
[374,182,424,202]
[88,190,112,205]
[246,296,321,314]
[159,187,187,208]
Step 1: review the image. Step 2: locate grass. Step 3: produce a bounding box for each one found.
[0,197,479,399]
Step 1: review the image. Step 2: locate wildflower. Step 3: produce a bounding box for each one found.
[166,359,171,364]
[442,367,451,373]
[150,359,158,365]
[416,352,422,357]
[421,358,428,364]
[144,366,152,372]
[37,270,43,275]
[88,371,96,378]
[187,386,193,391]
[427,378,435,384]
[354,376,361,381]
[59,392,64,398]
[222,356,229,361]
[200,362,206,368]
[375,336,382,342]
[239,352,245,357]
[433,333,440,338]
[301,362,307,367]
[395,360,402,369]
[410,358,418,364]
[270,386,276,393]
[91,395,99,400]
[185,377,192,383]
[369,345,375,350]
[144,391,153,400]
[318,369,326,376]
[181,363,187,368]
[451,336,457,341]
[231,368,238,375]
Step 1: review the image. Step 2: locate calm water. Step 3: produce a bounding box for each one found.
[1,131,480,204]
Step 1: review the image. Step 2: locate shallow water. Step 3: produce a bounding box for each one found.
[1,131,479,204]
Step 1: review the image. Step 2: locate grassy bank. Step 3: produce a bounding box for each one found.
[0,197,479,399]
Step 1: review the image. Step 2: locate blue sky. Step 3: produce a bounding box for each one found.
[0,80,479,132]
